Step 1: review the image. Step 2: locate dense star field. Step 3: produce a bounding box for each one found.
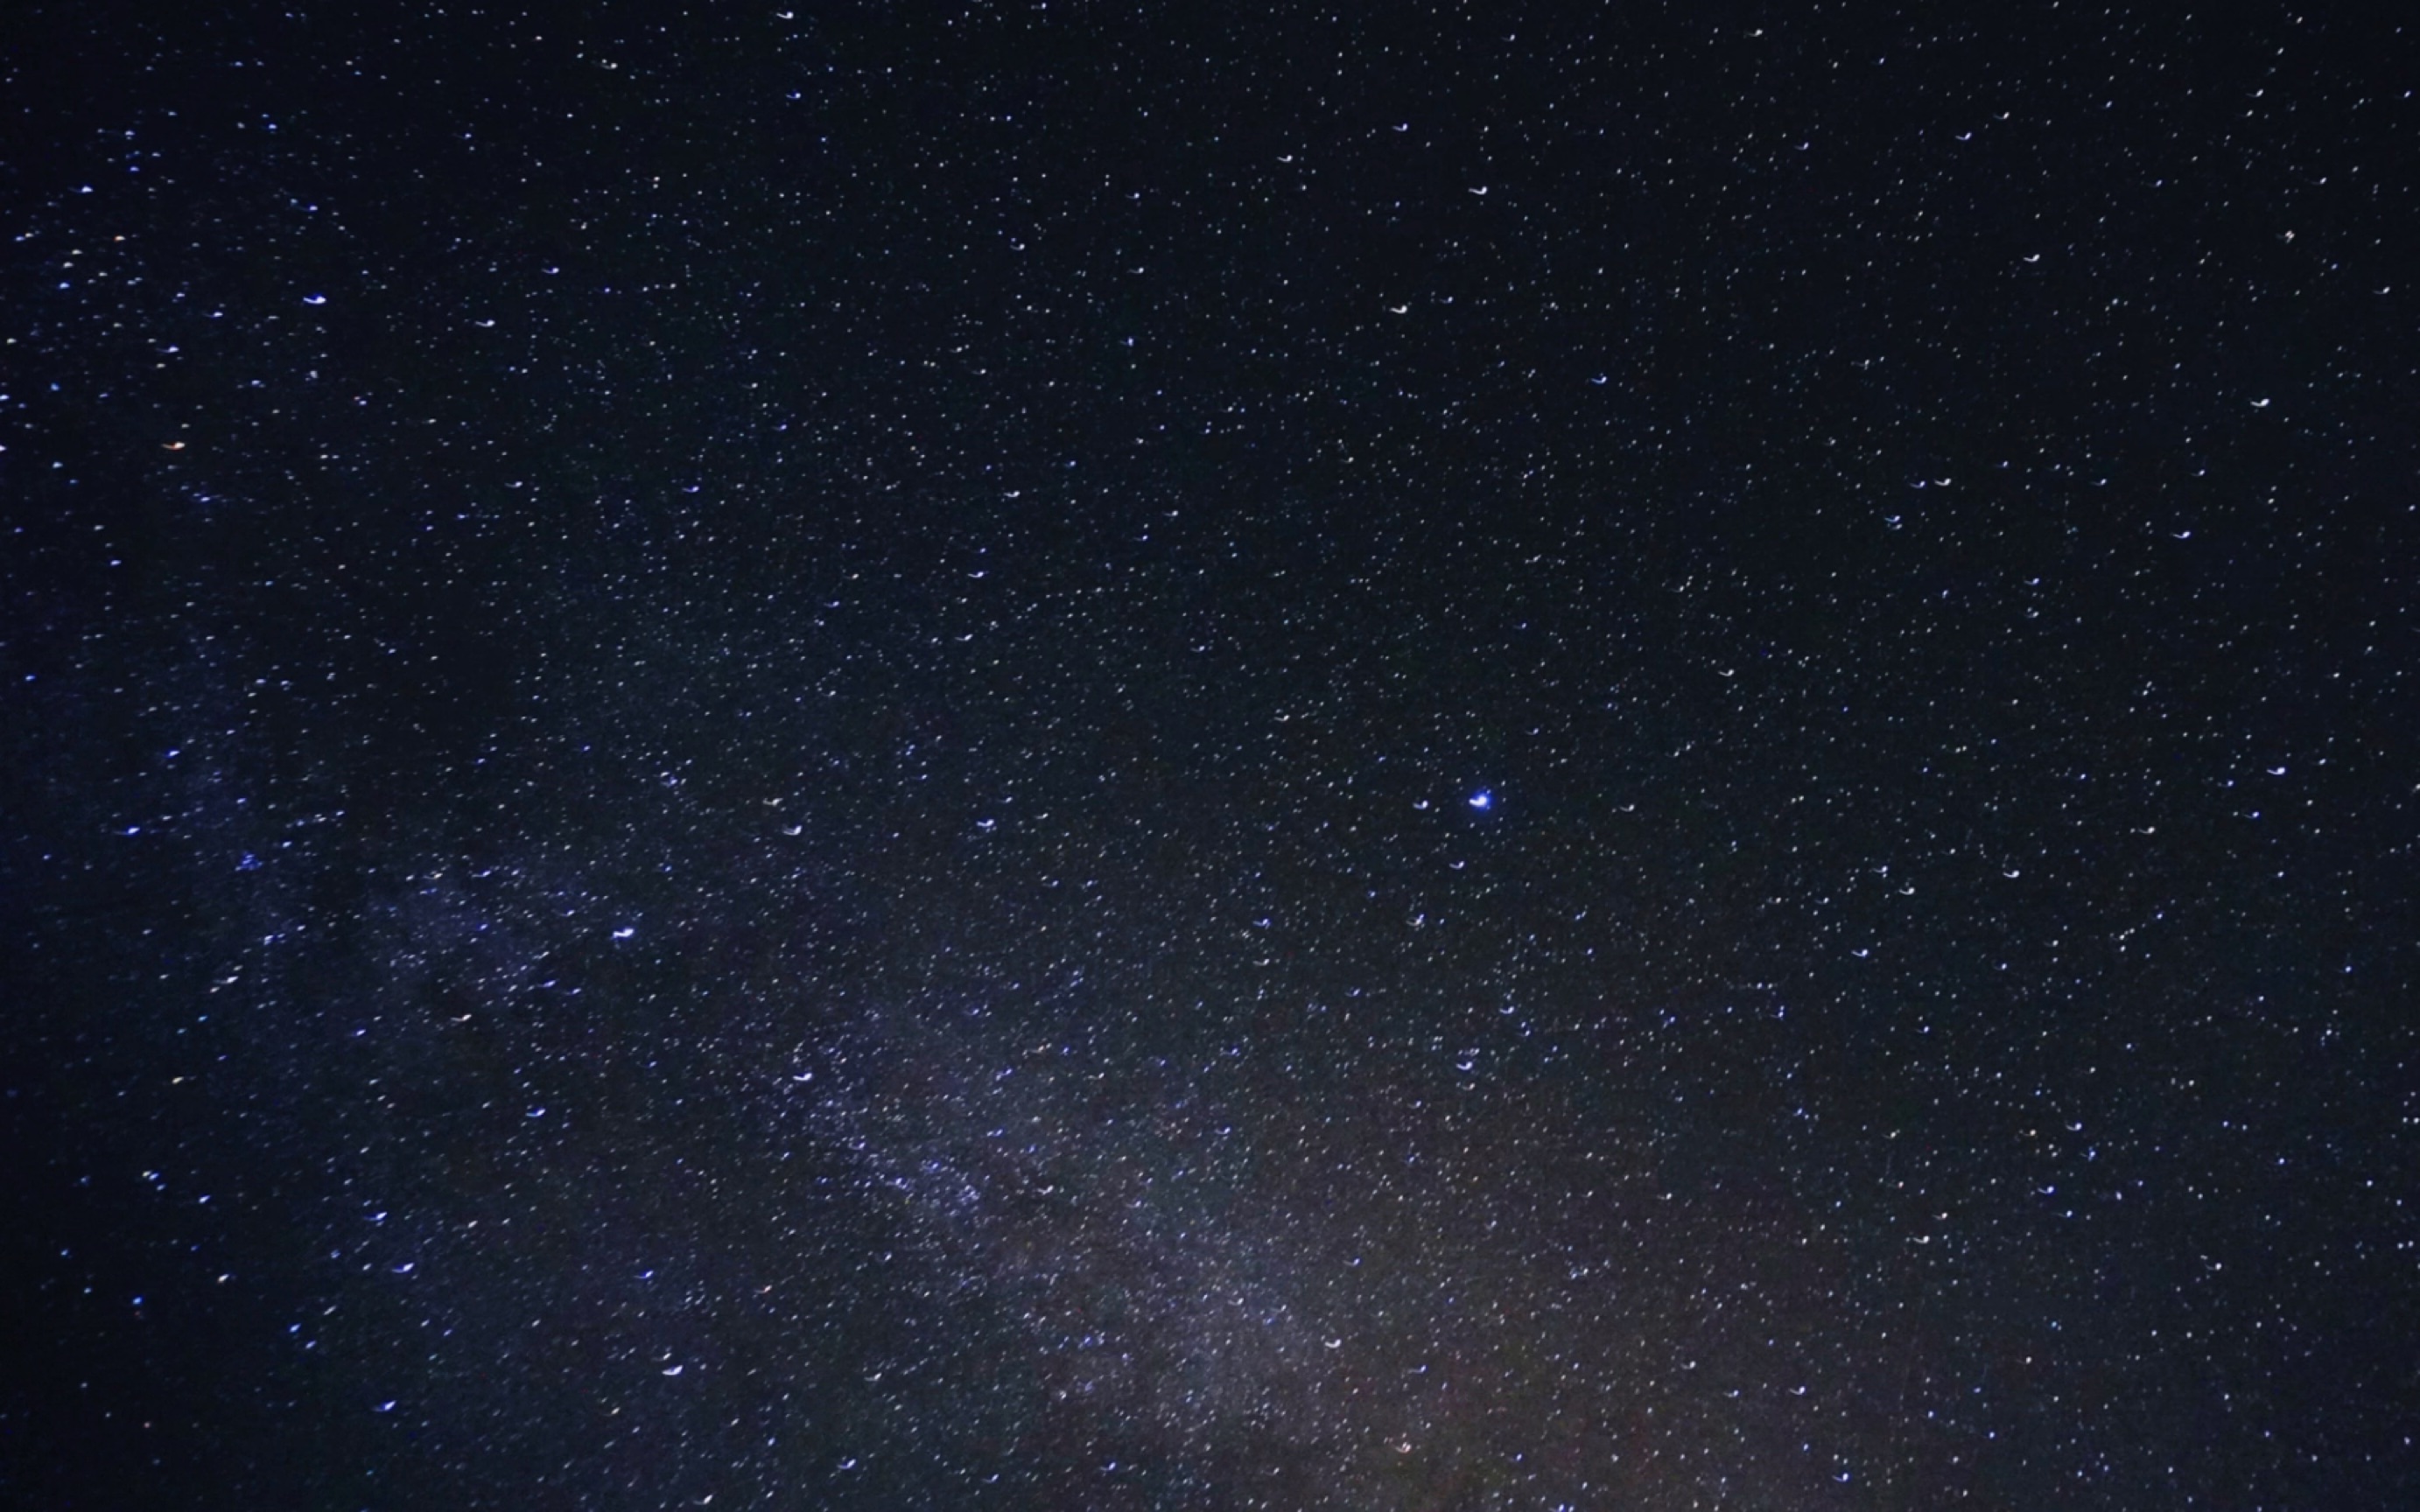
[5,4,2416,1508]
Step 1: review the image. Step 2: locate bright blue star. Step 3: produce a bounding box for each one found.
[1468,789,1493,811]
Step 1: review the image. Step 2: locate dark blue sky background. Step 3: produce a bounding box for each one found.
[5,4,2415,1508]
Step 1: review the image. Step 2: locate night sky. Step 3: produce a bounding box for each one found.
[5,4,2416,1508]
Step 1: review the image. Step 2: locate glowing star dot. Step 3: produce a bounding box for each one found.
[1468,789,1493,811]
